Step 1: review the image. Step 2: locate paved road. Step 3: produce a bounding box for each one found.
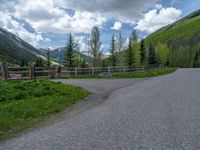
[1,69,200,150]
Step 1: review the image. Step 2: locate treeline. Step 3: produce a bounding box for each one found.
[61,26,171,68]
[3,25,200,68]
[105,30,170,67]
[167,37,200,67]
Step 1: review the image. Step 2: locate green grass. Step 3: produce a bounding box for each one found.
[64,68,177,79]
[112,68,177,78]
[0,80,88,140]
[145,15,200,45]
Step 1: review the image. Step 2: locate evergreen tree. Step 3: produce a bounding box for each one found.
[148,44,156,65]
[133,43,141,67]
[102,58,108,68]
[193,49,200,68]
[110,35,117,67]
[81,58,87,68]
[126,37,134,66]
[47,49,51,67]
[65,33,75,68]
[130,30,137,44]
[35,58,44,67]
[20,59,28,67]
[140,39,146,65]
[2,55,6,67]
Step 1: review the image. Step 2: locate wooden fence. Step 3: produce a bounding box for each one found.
[0,65,160,81]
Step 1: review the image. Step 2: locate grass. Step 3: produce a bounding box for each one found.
[112,67,177,78]
[145,15,200,45]
[0,80,88,141]
[64,67,177,79]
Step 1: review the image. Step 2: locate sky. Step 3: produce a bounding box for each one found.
[0,0,200,54]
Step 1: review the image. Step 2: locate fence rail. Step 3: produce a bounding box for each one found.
[0,65,160,81]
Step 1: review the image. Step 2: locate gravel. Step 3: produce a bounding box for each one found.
[1,69,200,150]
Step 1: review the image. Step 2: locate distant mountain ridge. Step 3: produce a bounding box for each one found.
[0,27,48,65]
[47,47,92,64]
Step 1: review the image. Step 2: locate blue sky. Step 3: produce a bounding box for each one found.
[0,0,200,54]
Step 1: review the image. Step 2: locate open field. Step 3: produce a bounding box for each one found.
[0,80,88,140]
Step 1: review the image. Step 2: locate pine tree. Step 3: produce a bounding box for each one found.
[127,37,134,66]
[65,33,75,68]
[2,55,6,67]
[81,58,87,68]
[130,30,137,44]
[110,35,117,67]
[133,43,141,67]
[20,59,26,67]
[140,39,146,65]
[35,58,44,67]
[47,49,51,67]
[148,44,156,65]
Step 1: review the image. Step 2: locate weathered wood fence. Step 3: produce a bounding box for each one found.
[0,65,160,81]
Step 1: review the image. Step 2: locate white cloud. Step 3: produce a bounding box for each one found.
[135,5,182,33]
[155,4,162,9]
[13,0,106,34]
[102,51,111,58]
[57,0,156,23]
[111,21,122,30]
[0,12,46,46]
[75,36,89,53]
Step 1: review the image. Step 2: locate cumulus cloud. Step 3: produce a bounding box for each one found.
[0,0,18,12]
[12,0,106,34]
[111,21,122,30]
[0,12,46,46]
[135,5,182,33]
[75,36,89,53]
[57,0,156,23]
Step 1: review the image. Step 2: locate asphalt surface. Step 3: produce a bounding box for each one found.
[1,69,200,150]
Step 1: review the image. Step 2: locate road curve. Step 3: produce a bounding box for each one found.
[1,69,200,150]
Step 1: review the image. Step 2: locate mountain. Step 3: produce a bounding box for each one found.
[46,47,92,64]
[145,9,200,67]
[0,27,58,66]
[145,9,200,45]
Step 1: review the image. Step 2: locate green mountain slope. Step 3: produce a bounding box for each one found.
[0,27,56,66]
[145,9,200,45]
[145,9,200,67]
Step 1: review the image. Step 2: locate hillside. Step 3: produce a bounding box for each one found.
[0,27,57,66]
[145,9,200,67]
[47,47,92,64]
[145,9,200,45]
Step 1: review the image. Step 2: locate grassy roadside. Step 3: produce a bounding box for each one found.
[64,68,177,79]
[112,67,177,78]
[0,80,88,141]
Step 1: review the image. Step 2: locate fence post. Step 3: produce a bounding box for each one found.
[0,66,3,82]
[2,65,8,81]
[56,66,62,78]
[29,66,33,80]
[108,67,111,74]
[123,66,126,73]
[75,67,77,77]
[92,67,95,76]
[33,66,36,80]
